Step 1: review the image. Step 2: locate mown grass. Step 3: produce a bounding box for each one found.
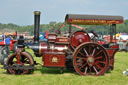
[0,51,128,85]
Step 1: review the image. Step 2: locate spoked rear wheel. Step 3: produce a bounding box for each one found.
[6,52,34,74]
[73,42,109,76]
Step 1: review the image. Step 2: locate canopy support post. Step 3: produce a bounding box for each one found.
[69,24,72,37]
[110,24,116,43]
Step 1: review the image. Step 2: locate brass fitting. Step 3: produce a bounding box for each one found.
[34,11,41,15]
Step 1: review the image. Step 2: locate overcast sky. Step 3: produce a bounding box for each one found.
[0,0,127,26]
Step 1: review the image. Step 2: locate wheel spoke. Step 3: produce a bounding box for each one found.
[78,52,85,57]
[76,60,84,65]
[95,64,102,70]
[84,48,89,56]
[7,52,33,74]
[76,56,87,60]
[93,66,99,74]
[73,43,109,76]
[23,58,28,62]
[94,50,102,57]
[91,49,96,56]
[24,58,28,61]
[79,63,88,70]
[97,61,106,65]
[95,56,103,60]
[84,66,88,74]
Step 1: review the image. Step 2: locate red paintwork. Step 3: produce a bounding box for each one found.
[55,23,85,33]
[110,45,119,49]
[40,35,69,67]
[48,33,57,43]
[106,48,118,68]
[97,40,106,45]
[73,42,109,76]
[70,31,90,49]
[104,35,118,43]
[0,41,5,45]
[107,49,115,56]
[55,23,65,33]
[106,44,119,69]
[40,38,68,67]
[10,40,17,51]
[43,53,65,67]
[40,42,68,54]
[4,12,124,75]
[56,37,69,44]
[71,24,85,31]
[40,42,48,54]
[45,31,49,39]
[52,45,68,52]
[16,48,22,64]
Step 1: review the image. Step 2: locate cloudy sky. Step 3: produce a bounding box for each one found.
[0,0,127,25]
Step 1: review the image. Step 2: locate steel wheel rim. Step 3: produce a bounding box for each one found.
[73,42,109,76]
[6,52,33,74]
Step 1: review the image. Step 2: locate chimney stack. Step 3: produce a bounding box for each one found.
[34,11,41,43]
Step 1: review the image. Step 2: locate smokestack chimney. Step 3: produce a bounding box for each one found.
[34,11,41,43]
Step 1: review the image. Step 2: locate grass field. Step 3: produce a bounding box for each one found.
[0,51,128,85]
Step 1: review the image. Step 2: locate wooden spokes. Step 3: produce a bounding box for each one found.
[73,42,109,76]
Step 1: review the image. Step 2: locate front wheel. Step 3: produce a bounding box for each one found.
[73,42,109,76]
[6,52,34,74]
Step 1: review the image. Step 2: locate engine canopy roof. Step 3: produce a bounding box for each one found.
[65,14,124,25]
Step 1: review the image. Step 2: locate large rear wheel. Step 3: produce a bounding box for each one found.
[73,42,109,76]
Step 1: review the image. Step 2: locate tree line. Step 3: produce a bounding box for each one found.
[0,20,128,35]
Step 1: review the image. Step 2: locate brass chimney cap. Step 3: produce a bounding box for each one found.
[34,11,41,15]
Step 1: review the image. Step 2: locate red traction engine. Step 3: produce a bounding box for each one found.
[4,11,124,76]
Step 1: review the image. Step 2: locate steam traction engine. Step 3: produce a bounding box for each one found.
[4,11,124,76]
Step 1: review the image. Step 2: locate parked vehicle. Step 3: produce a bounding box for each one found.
[1,11,124,76]
[0,33,17,65]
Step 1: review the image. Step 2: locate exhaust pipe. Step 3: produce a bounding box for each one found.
[34,11,41,43]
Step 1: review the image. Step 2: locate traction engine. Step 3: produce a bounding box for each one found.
[3,11,124,76]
